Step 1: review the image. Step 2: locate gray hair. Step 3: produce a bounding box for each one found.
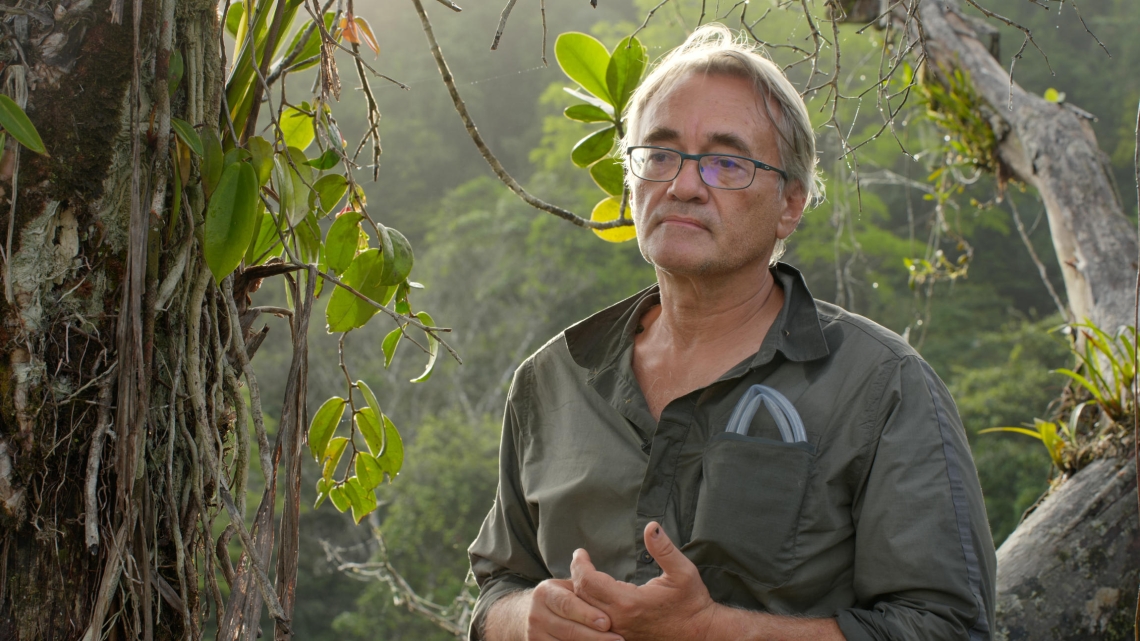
[621,24,822,261]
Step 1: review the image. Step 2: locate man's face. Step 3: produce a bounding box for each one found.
[630,72,806,277]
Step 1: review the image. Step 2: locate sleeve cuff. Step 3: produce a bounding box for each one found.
[469,574,538,641]
[836,609,884,641]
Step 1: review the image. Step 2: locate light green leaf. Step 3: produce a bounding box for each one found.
[273,147,313,226]
[325,249,395,332]
[325,211,363,274]
[203,162,259,283]
[224,2,244,38]
[307,396,346,462]
[314,477,330,509]
[0,95,46,156]
[563,88,614,117]
[343,476,377,523]
[282,13,335,74]
[168,50,184,98]
[555,32,612,104]
[381,326,401,369]
[223,147,251,167]
[247,136,274,186]
[296,212,321,264]
[170,118,203,157]
[280,105,315,151]
[310,174,349,214]
[409,311,439,383]
[606,36,647,114]
[304,148,341,170]
[245,210,281,265]
[571,127,616,168]
[201,127,224,198]
[355,380,383,434]
[564,104,613,123]
[380,228,414,286]
[589,157,625,197]
[355,407,385,457]
[328,484,349,512]
[376,414,404,479]
[355,452,384,490]
[322,437,349,481]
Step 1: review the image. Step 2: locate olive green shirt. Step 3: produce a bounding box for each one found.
[468,264,996,641]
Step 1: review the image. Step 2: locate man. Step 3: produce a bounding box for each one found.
[468,24,996,641]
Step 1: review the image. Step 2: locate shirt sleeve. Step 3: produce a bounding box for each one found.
[467,359,550,640]
[836,356,996,641]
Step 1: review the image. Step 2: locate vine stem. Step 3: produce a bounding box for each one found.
[409,0,633,231]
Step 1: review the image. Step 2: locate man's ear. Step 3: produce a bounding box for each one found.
[776,180,807,239]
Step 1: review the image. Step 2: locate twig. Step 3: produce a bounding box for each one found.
[1008,197,1069,322]
[433,0,462,10]
[540,0,547,65]
[490,0,518,51]
[83,377,115,555]
[631,0,672,42]
[3,145,18,304]
[410,0,632,231]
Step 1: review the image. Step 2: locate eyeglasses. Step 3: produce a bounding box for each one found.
[626,145,788,190]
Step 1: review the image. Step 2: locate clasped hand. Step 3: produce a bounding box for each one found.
[522,522,718,641]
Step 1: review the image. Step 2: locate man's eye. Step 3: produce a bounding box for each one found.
[712,156,745,171]
[647,152,672,164]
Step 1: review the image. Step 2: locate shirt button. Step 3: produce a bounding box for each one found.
[640,439,651,453]
[640,550,653,564]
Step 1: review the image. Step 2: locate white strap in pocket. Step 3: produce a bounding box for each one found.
[725,384,807,443]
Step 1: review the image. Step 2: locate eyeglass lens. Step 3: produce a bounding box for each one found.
[629,148,753,189]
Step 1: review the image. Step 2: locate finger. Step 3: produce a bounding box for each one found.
[570,548,597,582]
[570,549,626,608]
[538,578,612,632]
[643,521,694,578]
[546,617,624,641]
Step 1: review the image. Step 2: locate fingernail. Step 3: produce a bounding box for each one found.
[653,525,661,537]
[594,618,607,630]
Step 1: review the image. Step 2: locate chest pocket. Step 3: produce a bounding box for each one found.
[684,385,814,604]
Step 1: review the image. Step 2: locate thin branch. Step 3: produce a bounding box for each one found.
[1008,197,1069,322]
[433,0,462,11]
[490,0,518,51]
[631,0,673,42]
[410,0,632,231]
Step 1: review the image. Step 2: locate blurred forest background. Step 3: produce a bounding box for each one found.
[234,0,1140,637]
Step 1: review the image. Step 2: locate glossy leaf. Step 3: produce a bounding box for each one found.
[589,157,625,197]
[325,211,363,274]
[355,17,380,56]
[224,2,243,38]
[223,147,251,166]
[328,484,349,512]
[245,210,282,265]
[311,174,349,214]
[296,213,321,264]
[314,477,330,508]
[201,127,224,198]
[355,407,385,456]
[203,162,260,283]
[564,104,613,123]
[282,13,335,74]
[571,127,615,168]
[343,476,377,523]
[0,95,46,155]
[563,88,614,117]
[307,396,346,462]
[325,249,395,332]
[247,136,274,186]
[356,380,384,435]
[409,311,439,383]
[168,50,184,98]
[170,118,203,157]
[304,148,341,170]
[606,36,647,114]
[380,228,414,286]
[555,33,612,104]
[322,437,349,481]
[590,196,637,243]
[376,414,404,479]
[280,105,315,151]
[356,452,384,490]
[381,326,402,369]
[273,147,313,226]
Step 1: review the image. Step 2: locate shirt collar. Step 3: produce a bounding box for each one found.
[565,262,830,373]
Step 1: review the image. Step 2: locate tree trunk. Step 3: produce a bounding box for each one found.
[0,0,226,638]
[995,457,1139,640]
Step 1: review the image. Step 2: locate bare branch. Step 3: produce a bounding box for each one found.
[491,0,518,51]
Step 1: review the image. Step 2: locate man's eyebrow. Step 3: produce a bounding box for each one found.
[641,127,680,145]
[706,132,752,156]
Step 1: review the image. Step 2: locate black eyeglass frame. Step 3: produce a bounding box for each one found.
[625,145,789,190]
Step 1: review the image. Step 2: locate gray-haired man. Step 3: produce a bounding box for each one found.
[468,25,996,641]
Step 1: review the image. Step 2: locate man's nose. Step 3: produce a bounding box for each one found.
[667,157,709,202]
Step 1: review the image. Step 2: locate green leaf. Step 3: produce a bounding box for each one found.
[170,118,203,157]
[247,136,274,186]
[283,14,334,74]
[978,426,1045,440]
[380,228,414,286]
[273,147,313,226]
[376,414,404,479]
[280,105,315,151]
[311,174,349,214]
[355,380,384,434]
[563,88,615,117]
[325,211,363,274]
[296,213,321,264]
[307,396,346,462]
[409,311,439,383]
[224,2,244,38]
[355,407,385,456]
[328,484,349,512]
[571,127,616,168]
[314,477,330,509]
[325,249,395,332]
[223,147,252,167]
[589,157,625,197]
[304,148,341,170]
[201,127,224,198]
[555,32,612,104]
[355,452,384,490]
[168,50,184,98]
[606,36,647,113]
[343,476,378,523]
[382,326,402,369]
[245,210,281,265]
[323,437,349,481]
[203,162,260,283]
[0,95,45,155]
[564,104,613,123]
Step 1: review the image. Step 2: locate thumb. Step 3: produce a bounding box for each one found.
[643,521,692,577]
[570,548,597,583]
